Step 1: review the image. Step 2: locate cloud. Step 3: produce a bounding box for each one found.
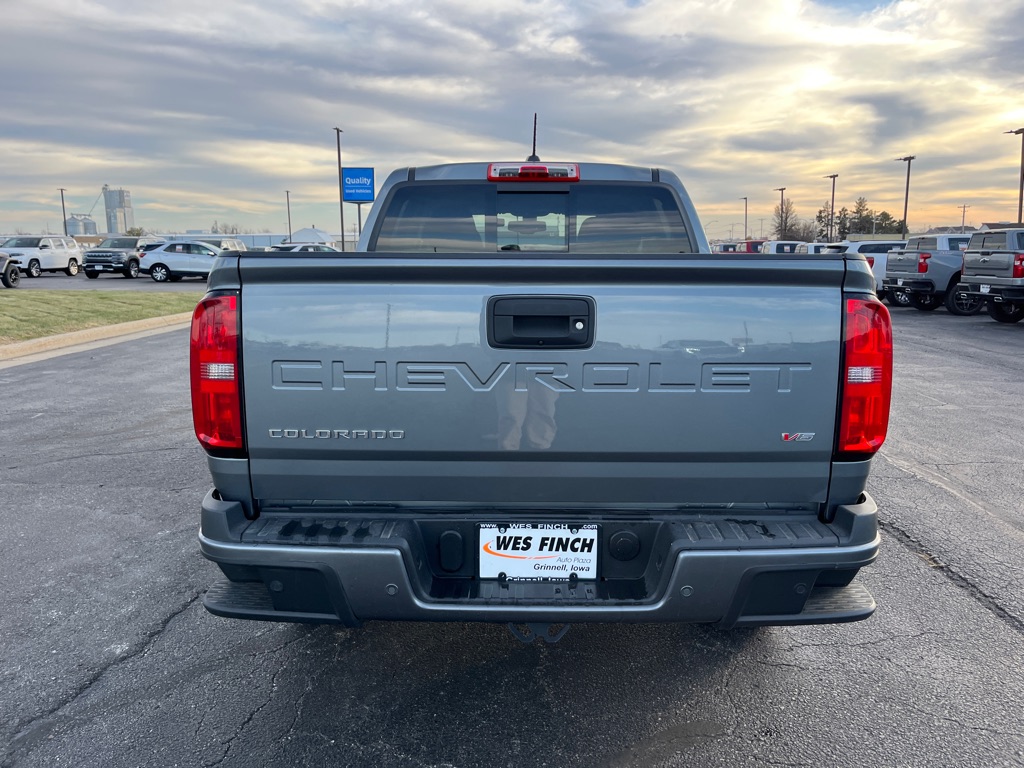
[1,0,1023,235]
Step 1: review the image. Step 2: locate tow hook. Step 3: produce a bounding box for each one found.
[507,623,571,644]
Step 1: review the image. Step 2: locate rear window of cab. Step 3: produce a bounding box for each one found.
[371,182,695,254]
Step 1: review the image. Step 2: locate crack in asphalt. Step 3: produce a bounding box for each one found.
[203,631,310,767]
[1,589,203,768]
[880,520,1024,638]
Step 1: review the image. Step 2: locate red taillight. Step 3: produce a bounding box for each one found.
[837,297,892,458]
[866,256,875,269]
[1013,253,1024,279]
[190,294,244,453]
[917,252,932,273]
[487,163,580,181]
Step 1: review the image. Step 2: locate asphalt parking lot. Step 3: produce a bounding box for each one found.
[1,305,1022,767]
[13,270,204,292]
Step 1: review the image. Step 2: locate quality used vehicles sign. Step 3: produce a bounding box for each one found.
[478,523,598,580]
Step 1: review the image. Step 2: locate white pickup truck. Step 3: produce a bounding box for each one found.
[822,240,907,305]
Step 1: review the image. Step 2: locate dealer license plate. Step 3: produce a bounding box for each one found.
[980,284,991,293]
[478,523,599,581]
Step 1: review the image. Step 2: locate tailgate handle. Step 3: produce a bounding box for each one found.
[487,295,595,349]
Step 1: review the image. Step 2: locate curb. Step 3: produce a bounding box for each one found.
[0,312,193,362]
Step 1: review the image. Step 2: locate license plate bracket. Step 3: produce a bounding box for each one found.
[478,523,599,581]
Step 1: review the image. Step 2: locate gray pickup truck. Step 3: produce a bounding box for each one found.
[956,227,1024,323]
[882,234,982,315]
[192,160,893,642]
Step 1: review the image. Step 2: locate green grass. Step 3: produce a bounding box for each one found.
[0,290,203,344]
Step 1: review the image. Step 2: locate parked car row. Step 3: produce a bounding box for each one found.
[0,236,341,286]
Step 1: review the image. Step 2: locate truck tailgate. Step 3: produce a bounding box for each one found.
[238,255,846,508]
[885,250,917,276]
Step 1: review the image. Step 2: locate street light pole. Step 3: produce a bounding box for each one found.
[334,127,346,251]
[285,190,292,241]
[773,187,786,238]
[895,156,915,239]
[1005,128,1024,223]
[58,188,68,235]
[739,197,748,240]
[824,174,838,242]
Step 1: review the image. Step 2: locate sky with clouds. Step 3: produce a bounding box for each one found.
[3,0,1024,240]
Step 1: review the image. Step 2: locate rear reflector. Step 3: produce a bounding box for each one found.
[836,297,892,458]
[487,163,580,181]
[190,294,244,453]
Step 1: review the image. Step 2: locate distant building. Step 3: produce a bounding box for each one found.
[287,227,335,245]
[103,185,135,234]
[66,214,98,236]
[923,225,978,235]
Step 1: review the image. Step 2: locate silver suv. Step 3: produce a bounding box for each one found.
[83,236,164,279]
[0,236,83,277]
[957,228,1024,323]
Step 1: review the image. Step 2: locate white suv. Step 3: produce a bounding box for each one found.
[139,240,222,282]
[0,236,83,277]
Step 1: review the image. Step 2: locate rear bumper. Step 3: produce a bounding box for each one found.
[199,490,880,629]
[957,281,1024,302]
[883,277,934,294]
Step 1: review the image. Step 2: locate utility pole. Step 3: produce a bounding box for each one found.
[824,174,838,242]
[58,188,68,235]
[773,188,786,238]
[334,127,346,251]
[739,197,748,240]
[285,190,292,241]
[1005,128,1024,223]
[958,204,971,233]
[895,156,915,239]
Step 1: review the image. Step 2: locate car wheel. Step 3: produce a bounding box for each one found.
[27,259,41,278]
[944,290,984,316]
[65,259,80,276]
[84,270,99,279]
[150,263,170,282]
[1,265,20,288]
[123,259,140,278]
[985,300,1024,324]
[908,292,942,311]
[884,290,911,307]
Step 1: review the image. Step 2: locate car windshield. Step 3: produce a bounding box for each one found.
[3,237,42,248]
[98,238,139,249]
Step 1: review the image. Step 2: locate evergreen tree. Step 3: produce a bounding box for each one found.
[835,207,851,240]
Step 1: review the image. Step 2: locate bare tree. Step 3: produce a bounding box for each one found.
[773,199,799,239]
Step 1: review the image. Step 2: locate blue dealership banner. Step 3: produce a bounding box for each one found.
[343,168,375,202]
